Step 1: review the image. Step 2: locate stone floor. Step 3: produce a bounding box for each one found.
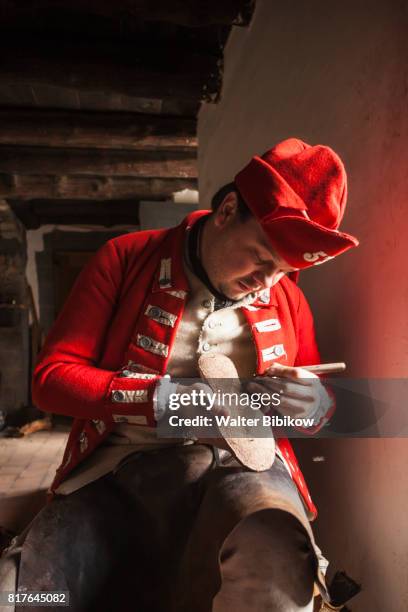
[0,424,69,533]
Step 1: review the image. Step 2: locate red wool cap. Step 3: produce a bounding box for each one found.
[234,138,359,269]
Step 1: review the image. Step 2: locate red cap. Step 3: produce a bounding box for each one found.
[234,138,359,269]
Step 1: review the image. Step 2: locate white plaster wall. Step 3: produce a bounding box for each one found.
[198,1,408,609]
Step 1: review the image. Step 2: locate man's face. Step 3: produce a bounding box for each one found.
[201,192,297,300]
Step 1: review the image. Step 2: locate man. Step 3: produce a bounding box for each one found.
[21,138,358,611]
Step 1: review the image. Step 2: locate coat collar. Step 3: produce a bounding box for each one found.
[152,210,210,294]
[252,287,278,308]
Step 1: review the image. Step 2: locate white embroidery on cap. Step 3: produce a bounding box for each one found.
[303,251,335,265]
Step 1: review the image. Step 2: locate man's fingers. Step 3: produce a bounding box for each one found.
[265,363,304,378]
[246,381,284,397]
[251,376,316,399]
[267,373,313,387]
[266,363,318,381]
[278,397,316,417]
[246,381,316,414]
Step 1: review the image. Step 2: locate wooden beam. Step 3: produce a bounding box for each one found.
[8,198,140,229]
[37,213,139,227]
[0,174,197,200]
[0,110,197,150]
[0,41,220,101]
[0,1,254,27]
[0,147,197,178]
[31,199,139,215]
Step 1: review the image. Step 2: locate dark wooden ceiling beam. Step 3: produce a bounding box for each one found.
[37,213,139,227]
[0,147,197,178]
[0,110,197,150]
[8,198,141,229]
[0,174,197,200]
[0,1,254,27]
[0,41,221,101]
[30,199,139,214]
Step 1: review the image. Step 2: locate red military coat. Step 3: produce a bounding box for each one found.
[32,211,333,519]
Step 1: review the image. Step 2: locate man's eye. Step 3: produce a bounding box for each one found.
[253,252,265,265]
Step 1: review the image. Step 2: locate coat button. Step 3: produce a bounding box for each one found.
[202,342,211,352]
[274,345,285,357]
[149,307,161,318]
[92,419,106,434]
[208,320,217,329]
[112,390,125,402]
[79,432,88,453]
[139,336,151,349]
[202,299,212,309]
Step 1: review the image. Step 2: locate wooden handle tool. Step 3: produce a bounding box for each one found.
[301,362,346,375]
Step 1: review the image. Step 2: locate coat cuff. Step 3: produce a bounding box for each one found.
[294,385,336,435]
[106,372,162,427]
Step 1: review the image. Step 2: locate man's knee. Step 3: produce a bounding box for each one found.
[217,509,317,610]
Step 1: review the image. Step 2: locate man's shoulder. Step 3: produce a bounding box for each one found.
[94,227,176,271]
[275,275,313,315]
[278,275,302,298]
[103,211,208,260]
[108,226,170,254]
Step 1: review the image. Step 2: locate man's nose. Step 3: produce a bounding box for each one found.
[254,266,281,289]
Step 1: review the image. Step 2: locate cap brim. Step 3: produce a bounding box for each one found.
[261,216,359,269]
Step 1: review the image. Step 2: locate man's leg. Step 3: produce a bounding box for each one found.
[173,456,325,612]
[17,474,147,612]
[213,509,316,612]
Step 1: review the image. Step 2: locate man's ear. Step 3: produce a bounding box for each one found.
[213,191,239,228]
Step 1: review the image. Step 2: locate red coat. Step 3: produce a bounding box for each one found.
[33,211,333,519]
